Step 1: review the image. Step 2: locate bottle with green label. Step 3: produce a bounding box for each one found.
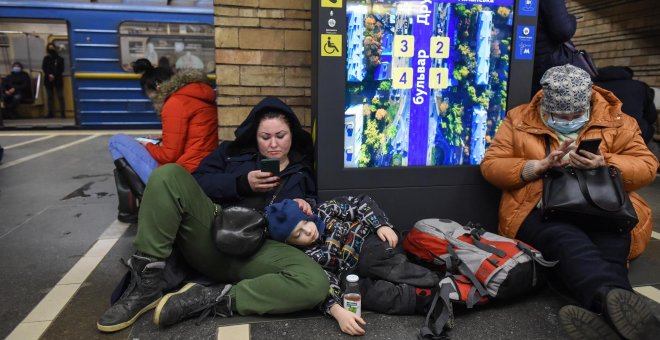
[343,274,361,317]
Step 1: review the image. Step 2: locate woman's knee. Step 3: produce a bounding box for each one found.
[149,163,188,184]
[297,261,330,304]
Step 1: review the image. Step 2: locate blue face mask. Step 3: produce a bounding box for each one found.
[546,110,590,134]
[12,66,21,73]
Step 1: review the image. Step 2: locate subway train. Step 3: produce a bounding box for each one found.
[0,0,214,128]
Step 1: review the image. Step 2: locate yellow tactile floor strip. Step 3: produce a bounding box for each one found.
[5,220,130,340]
[217,324,250,340]
[634,286,660,304]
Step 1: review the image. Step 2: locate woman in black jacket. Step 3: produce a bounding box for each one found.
[97,97,327,333]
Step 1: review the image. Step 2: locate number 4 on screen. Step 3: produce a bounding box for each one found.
[392,68,413,89]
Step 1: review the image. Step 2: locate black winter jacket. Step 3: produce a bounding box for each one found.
[2,71,32,99]
[594,66,657,143]
[42,53,65,88]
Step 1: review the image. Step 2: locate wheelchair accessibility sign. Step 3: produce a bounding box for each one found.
[321,0,342,8]
[321,34,342,57]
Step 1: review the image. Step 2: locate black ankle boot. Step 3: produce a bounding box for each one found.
[114,169,138,223]
[114,158,146,199]
[558,305,620,340]
[97,254,165,332]
[153,282,233,327]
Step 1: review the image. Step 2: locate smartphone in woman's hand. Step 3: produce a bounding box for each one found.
[260,158,280,176]
[576,138,602,155]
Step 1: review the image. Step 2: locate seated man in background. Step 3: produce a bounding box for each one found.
[1,62,32,118]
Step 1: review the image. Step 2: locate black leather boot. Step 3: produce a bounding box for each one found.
[153,282,233,327]
[114,169,138,223]
[97,254,165,332]
[114,158,146,199]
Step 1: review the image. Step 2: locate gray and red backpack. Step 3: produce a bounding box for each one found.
[403,219,557,339]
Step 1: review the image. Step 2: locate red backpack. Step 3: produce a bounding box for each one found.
[403,219,556,339]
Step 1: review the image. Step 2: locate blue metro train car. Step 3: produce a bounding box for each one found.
[0,0,214,128]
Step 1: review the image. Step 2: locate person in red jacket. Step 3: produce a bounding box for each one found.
[108,59,218,222]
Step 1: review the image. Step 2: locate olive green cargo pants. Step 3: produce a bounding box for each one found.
[133,164,328,315]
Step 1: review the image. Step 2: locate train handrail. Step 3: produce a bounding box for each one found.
[74,72,216,80]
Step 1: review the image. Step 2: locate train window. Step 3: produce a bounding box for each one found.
[119,21,214,73]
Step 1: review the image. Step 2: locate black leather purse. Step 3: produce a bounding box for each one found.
[212,205,267,257]
[211,177,287,257]
[541,137,638,233]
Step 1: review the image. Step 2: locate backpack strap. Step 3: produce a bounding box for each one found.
[468,228,506,258]
[418,282,453,340]
[516,242,558,287]
[517,242,558,267]
[446,244,489,304]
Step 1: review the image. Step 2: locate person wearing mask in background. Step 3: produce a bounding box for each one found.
[481,64,659,339]
[531,0,577,97]
[107,58,218,223]
[42,43,65,118]
[1,62,32,119]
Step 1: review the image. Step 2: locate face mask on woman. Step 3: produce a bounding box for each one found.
[12,66,22,73]
[546,109,590,134]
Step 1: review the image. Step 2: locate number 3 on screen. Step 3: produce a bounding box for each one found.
[394,35,414,58]
[430,37,450,58]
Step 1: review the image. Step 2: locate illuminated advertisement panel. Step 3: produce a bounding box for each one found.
[344,0,515,168]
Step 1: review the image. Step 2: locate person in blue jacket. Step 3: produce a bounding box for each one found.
[97,96,328,332]
[531,0,578,96]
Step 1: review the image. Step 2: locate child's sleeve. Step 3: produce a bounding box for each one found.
[320,269,343,317]
[318,195,392,231]
[352,195,393,232]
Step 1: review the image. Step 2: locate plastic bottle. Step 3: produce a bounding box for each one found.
[343,274,361,317]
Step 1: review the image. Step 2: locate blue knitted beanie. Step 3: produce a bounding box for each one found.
[265,199,325,242]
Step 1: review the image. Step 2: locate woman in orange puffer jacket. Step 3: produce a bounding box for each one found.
[481,64,659,340]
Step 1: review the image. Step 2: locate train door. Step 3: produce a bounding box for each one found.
[0,19,73,128]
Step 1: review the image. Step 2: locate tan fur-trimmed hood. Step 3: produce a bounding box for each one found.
[151,69,213,115]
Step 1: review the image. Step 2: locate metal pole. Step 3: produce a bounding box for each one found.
[24,32,32,72]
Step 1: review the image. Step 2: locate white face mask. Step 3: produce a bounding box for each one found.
[12,66,21,73]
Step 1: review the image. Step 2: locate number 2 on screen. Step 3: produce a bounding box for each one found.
[430,37,450,58]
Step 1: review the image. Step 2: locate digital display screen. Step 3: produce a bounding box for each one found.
[344,0,515,168]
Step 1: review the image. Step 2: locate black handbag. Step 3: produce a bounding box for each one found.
[564,42,599,79]
[211,177,288,257]
[541,137,638,233]
[212,205,267,257]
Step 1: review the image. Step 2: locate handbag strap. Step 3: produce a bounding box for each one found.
[574,167,625,212]
[269,176,289,205]
[563,41,577,52]
[544,135,551,156]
